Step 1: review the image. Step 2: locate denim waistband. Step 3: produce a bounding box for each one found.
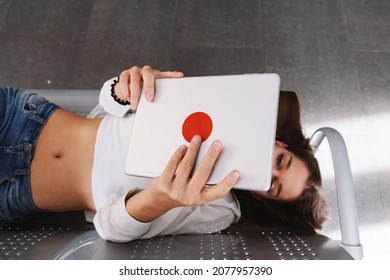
[0,86,59,225]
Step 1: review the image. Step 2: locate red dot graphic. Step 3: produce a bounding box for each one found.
[182,112,213,143]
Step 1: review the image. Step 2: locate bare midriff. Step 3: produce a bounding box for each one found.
[30,109,102,212]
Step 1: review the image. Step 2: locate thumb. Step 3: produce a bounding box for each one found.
[201,170,240,202]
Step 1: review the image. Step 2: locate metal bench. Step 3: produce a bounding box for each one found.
[0,90,363,260]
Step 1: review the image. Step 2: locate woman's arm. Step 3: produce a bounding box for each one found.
[94,191,240,243]
[94,136,240,242]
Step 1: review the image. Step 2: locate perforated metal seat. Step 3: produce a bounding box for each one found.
[0,212,94,260]
[50,224,353,260]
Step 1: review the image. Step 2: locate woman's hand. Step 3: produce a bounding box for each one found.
[125,135,240,222]
[115,65,184,111]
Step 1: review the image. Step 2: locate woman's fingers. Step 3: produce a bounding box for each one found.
[175,135,202,182]
[117,70,131,101]
[189,140,223,189]
[142,67,184,102]
[201,170,240,203]
[155,70,184,79]
[190,140,240,203]
[117,66,143,109]
[157,137,240,207]
[160,135,202,183]
[161,144,187,182]
[116,66,184,111]
[160,135,218,187]
[141,66,156,102]
[129,66,144,111]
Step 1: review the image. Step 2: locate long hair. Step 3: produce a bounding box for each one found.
[233,91,328,231]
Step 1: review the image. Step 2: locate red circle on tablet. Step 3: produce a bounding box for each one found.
[182,112,213,143]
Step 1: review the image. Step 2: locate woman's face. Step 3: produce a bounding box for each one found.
[252,141,309,201]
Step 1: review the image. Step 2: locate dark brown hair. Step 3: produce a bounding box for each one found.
[233,91,328,231]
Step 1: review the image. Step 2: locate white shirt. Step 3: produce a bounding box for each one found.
[91,78,241,243]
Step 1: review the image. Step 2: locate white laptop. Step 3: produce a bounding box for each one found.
[124,73,280,192]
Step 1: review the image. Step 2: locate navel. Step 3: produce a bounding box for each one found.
[54,152,64,159]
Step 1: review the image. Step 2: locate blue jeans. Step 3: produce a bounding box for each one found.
[0,86,59,225]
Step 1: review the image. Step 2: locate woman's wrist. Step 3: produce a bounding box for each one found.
[125,188,171,223]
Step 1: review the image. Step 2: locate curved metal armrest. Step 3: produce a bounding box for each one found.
[53,230,101,260]
[310,127,363,260]
[30,89,99,115]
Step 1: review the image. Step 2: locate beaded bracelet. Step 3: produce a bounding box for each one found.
[110,77,131,106]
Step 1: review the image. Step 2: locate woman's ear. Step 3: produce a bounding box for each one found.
[275,140,288,148]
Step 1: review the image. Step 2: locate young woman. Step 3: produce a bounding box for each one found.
[0,66,326,242]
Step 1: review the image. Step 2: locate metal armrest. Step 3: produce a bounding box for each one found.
[30,89,99,116]
[310,127,363,259]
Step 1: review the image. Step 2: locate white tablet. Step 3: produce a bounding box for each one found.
[124,73,280,191]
